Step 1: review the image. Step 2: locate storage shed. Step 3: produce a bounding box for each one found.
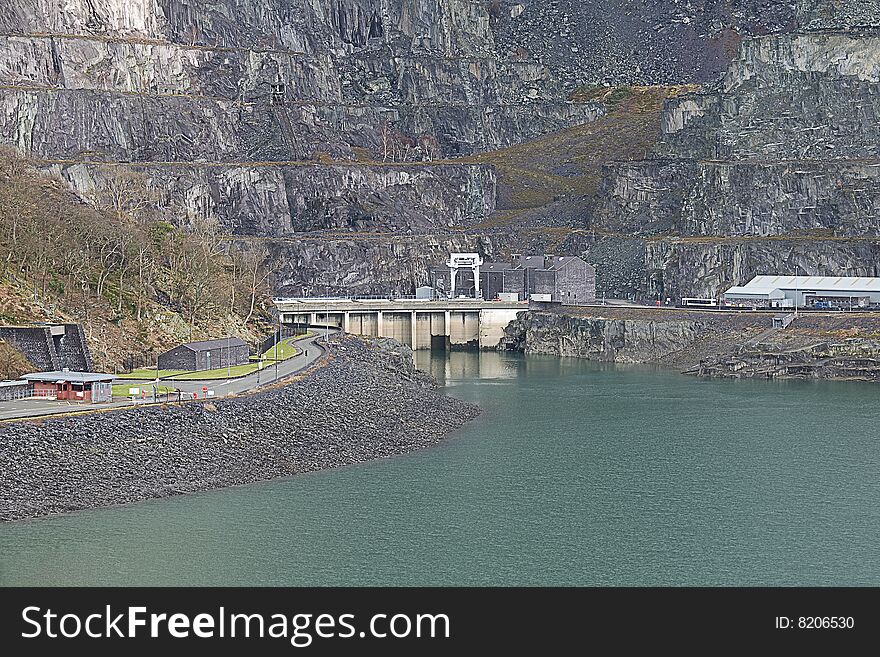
[157,337,249,372]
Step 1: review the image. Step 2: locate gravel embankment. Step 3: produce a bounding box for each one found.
[0,337,480,522]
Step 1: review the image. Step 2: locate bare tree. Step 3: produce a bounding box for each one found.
[419,134,440,162]
[240,245,273,324]
[380,122,391,162]
[91,166,158,227]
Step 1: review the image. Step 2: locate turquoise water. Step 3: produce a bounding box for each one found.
[1,351,878,586]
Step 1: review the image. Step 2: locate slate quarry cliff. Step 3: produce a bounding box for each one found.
[590,9,880,300]
[0,0,600,296]
[0,1,878,300]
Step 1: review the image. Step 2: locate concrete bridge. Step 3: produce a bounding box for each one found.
[273,298,528,350]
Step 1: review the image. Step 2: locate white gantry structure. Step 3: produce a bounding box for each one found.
[446,253,484,299]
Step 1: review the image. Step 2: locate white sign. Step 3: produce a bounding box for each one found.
[128,387,140,396]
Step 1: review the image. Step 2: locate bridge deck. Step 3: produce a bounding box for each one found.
[273,298,528,313]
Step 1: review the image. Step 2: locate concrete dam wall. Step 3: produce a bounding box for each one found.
[278,300,524,350]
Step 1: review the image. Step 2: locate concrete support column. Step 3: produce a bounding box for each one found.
[449,269,457,298]
[376,310,384,338]
[474,264,481,299]
[309,312,317,327]
[444,310,451,338]
[410,311,417,349]
[343,312,350,334]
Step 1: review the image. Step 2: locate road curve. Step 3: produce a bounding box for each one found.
[0,331,336,421]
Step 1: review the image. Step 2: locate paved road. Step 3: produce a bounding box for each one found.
[0,331,334,422]
[159,330,331,398]
[0,397,138,421]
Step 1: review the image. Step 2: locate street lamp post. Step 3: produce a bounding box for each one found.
[275,312,280,383]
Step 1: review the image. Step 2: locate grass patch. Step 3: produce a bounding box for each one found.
[258,336,304,362]
[112,383,174,397]
[118,334,309,382]
[167,362,261,381]
[451,85,698,225]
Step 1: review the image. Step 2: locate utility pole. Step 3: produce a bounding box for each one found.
[226,334,231,386]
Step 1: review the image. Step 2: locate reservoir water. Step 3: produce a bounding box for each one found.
[1,351,878,586]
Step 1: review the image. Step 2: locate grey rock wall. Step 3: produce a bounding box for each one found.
[596,159,880,238]
[0,327,57,371]
[490,0,802,87]
[592,23,880,300]
[0,1,601,159]
[657,34,880,161]
[646,238,880,299]
[498,311,706,363]
[269,232,504,297]
[59,162,497,235]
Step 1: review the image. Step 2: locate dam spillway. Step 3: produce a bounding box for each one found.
[274,298,527,350]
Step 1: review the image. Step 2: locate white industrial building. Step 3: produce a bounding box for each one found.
[724,276,880,309]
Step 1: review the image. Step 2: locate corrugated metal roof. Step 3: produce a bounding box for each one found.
[728,276,880,295]
[724,286,785,298]
[20,371,115,383]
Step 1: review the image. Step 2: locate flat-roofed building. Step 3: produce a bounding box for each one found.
[724,276,880,309]
[20,371,114,403]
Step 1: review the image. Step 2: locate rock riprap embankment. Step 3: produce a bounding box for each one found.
[0,337,479,522]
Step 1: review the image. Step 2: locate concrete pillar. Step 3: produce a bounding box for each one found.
[449,269,457,297]
[343,312,350,334]
[377,310,384,338]
[444,310,451,339]
[474,264,481,299]
[410,311,417,349]
[309,312,317,327]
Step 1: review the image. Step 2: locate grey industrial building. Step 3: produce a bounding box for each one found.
[430,254,596,305]
[157,337,249,372]
[724,276,880,309]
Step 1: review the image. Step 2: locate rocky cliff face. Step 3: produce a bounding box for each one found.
[60,162,496,234]
[1,1,878,303]
[491,0,801,86]
[591,18,880,300]
[270,232,500,296]
[498,311,706,363]
[0,0,600,161]
[0,0,608,296]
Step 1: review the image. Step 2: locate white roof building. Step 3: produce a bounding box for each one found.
[724,276,880,307]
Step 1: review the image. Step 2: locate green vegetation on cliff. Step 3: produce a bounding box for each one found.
[0,149,274,370]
